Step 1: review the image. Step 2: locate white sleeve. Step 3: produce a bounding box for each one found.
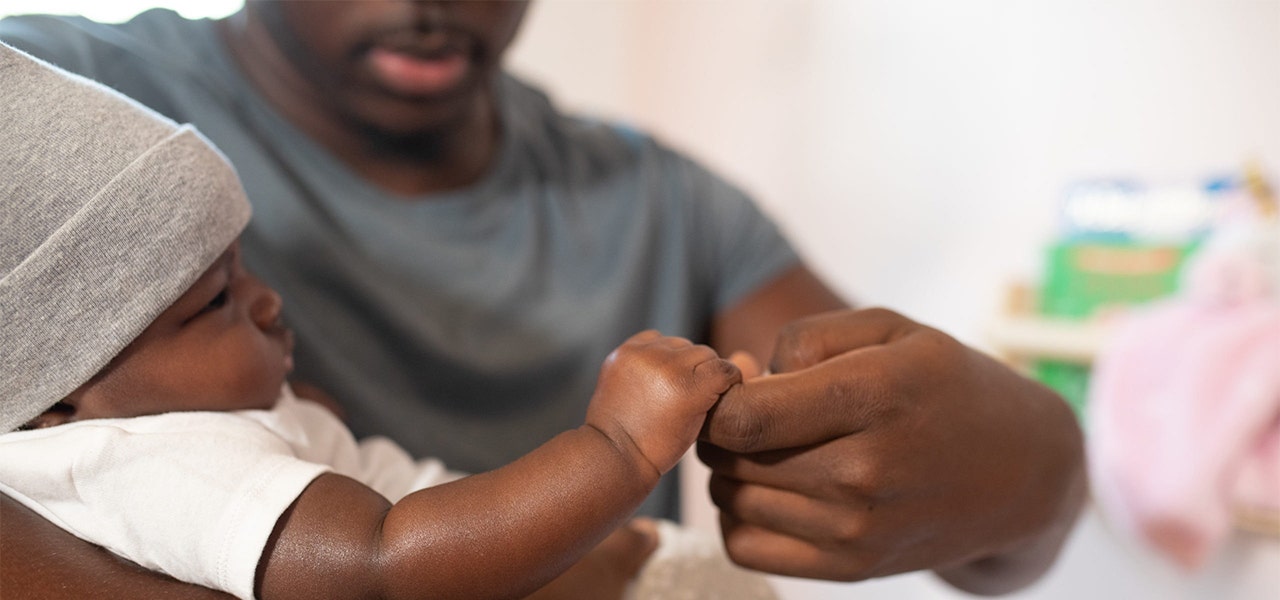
[259,390,467,503]
[350,435,468,502]
[0,411,328,600]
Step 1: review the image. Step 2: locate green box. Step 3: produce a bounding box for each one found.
[1035,241,1197,417]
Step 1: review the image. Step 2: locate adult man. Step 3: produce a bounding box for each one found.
[0,1,1084,597]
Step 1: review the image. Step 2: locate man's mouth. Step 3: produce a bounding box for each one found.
[365,31,474,97]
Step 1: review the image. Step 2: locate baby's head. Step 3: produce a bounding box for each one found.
[1,44,292,432]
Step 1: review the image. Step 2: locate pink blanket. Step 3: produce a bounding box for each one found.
[1087,216,1280,570]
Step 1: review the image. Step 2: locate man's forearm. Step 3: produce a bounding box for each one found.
[1,493,237,600]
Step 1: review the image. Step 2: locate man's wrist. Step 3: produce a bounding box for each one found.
[934,457,1087,595]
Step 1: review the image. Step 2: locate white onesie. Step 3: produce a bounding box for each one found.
[0,386,777,599]
[0,387,459,599]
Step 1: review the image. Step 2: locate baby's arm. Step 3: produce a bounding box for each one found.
[258,331,740,600]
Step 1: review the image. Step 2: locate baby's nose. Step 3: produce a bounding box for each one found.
[248,278,284,330]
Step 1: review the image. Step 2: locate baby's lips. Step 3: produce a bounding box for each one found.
[278,328,296,372]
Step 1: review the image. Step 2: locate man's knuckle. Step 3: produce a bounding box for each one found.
[822,373,861,404]
[850,357,912,412]
[829,514,870,547]
[823,369,892,426]
[714,407,767,451]
[827,459,868,498]
[775,321,824,365]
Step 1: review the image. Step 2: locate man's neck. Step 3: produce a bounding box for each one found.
[216,11,500,198]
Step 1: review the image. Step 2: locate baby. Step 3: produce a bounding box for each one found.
[0,44,753,600]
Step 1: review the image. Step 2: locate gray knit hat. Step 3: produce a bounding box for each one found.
[0,44,251,432]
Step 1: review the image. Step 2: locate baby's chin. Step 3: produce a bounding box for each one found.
[229,375,292,412]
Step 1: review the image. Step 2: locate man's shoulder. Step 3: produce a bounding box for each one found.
[0,9,211,79]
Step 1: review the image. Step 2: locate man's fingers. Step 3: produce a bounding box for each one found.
[769,307,912,373]
[700,348,898,453]
[697,441,842,494]
[710,475,894,582]
[707,473,853,545]
[727,351,763,380]
[718,515,874,582]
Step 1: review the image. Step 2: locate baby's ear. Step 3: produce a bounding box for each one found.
[22,401,77,430]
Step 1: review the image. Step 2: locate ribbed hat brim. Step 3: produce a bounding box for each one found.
[0,44,251,431]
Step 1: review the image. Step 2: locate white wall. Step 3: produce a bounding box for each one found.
[509,2,1280,599]
[1,0,237,22]
[510,0,1280,348]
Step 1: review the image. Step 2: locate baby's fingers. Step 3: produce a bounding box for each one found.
[692,355,743,401]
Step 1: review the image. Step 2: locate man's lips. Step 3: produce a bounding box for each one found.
[366,44,471,97]
[366,28,476,97]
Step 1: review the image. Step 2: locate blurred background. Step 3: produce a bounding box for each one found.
[3,1,1277,598]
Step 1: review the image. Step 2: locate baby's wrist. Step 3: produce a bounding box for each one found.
[581,419,662,488]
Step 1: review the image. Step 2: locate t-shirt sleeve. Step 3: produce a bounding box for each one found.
[0,412,328,600]
[0,11,206,120]
[0,15,113,77]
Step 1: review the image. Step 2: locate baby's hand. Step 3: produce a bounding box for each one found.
[586,331,742,476]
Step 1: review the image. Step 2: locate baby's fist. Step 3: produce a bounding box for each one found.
[586,331,741,475]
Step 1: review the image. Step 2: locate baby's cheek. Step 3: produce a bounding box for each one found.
[227,353,286,410]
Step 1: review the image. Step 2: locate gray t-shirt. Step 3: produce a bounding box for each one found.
[1,9,799,517]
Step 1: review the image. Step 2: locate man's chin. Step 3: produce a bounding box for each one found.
[346,97,488,157]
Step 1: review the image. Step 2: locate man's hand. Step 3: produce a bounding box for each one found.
[699,308,1086,595]
[523,519,659,600]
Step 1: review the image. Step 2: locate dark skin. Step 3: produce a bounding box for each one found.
[217,0,528,196]
[0,492,658,600]
[255,330,737,600]
[700,308,1086,595]
[2,0,1086,597]
[17,244,741,600]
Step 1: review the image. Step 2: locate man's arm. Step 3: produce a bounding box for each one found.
[1,493,238,600]
[704,267,1086,595]
[710,264,849,359]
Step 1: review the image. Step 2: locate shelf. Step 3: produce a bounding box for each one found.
[985,314,1108,365]
[986,285,1278,540]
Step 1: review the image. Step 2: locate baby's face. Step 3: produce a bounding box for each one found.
[66,241,294,421]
